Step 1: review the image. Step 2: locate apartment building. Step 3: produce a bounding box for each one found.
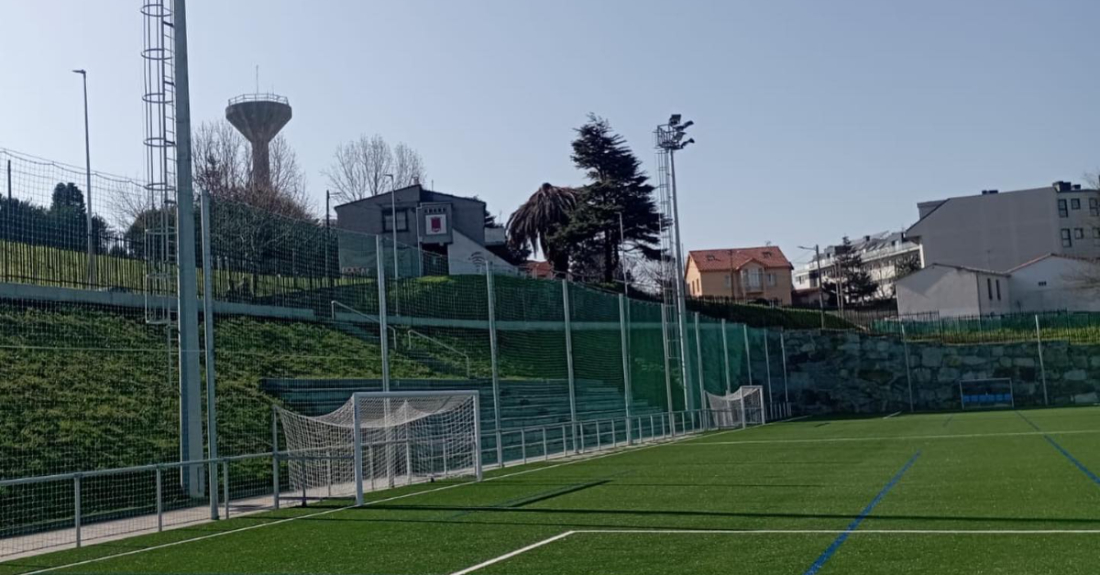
[793,231,919,299]
[905,181,1100,272]
[685,247,793,306]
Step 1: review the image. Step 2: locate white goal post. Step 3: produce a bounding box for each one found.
[275,390,482,505]
[958,378,1014,410]
[706,385,766,429]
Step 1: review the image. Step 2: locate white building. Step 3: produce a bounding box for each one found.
[906,181,1100,272]
[895,264,1011,317]
[1007,254,1100,313]
[793,231,920,299]
[896,254,1100,317]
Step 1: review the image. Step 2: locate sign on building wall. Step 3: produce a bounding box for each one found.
[419,203,453,245]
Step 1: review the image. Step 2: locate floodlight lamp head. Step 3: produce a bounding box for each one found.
[679,138,695,149]
[680,120,694,130]
[72,69,86,75]
[669,114,682,126]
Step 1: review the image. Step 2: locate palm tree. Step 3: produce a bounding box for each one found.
[506,183,577,273]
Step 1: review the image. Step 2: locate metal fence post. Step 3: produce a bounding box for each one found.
[660,304,675,435]
[73,474,82,548]
[694,313,705,426]
[902,325,914,412]
[156,466,164,532]
[743,325,753,386]
[271,405,280,509]
[353,397,364,506]
[485,264,503,465]
[223,461,230,519]
[200,189,219,522]
[763,332,773,410]
[619,295,633,445]
[780,330,790,406]
[1036,314,1049,406]
[375,236,391,393]
[562,280,579,452]
[721,319,731,395]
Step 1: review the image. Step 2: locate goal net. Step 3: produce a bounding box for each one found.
[959,378,1014,410]
[706,385,766,429]
[275,391,482,504]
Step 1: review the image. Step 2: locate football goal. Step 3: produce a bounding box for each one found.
[706,385,766,429]
[275,390,482,505]
[959,378,1015,410]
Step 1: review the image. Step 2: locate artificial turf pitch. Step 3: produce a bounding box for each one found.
[4,407,1100,575]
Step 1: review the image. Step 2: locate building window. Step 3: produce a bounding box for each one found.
[724,274,731,288]
[766,273,776,287]
[1058,199,1069,218]
[1071,198,1081,210]
[382,209,409,232]
[1090,197,1099,216]
[742,269,762,291]
[987,277,993,300]
[995,279,1001,301]
[1061,228,1073,247]
[1075,228,1085,239]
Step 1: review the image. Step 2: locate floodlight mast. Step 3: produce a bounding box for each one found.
[655,115,694,410]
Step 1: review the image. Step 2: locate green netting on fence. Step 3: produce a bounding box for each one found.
[697,314,726,398]
[628,299,674,414]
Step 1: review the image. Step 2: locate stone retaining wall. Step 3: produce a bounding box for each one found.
[773,331,1100,414]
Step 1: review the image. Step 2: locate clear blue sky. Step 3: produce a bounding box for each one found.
[2,0,1098,266]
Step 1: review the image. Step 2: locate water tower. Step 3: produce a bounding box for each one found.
[225,93,292,188]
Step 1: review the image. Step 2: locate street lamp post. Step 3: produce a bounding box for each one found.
[73,69,94,286]
[385,174,397,279]
[799,244,825,329]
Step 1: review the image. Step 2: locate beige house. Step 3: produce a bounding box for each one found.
[685,247,794,306]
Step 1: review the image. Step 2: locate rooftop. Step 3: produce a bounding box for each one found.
[688,247,791,272]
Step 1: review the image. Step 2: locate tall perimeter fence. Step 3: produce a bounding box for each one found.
[2,147,1100,558]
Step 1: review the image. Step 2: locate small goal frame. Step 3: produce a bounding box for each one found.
[958,378,1015,410]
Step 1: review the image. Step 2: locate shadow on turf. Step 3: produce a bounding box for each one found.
[309,504,1100,529]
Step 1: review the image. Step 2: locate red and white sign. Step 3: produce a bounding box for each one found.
[427,214,447,235]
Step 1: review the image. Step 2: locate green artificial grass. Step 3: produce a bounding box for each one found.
[3,407,1098,575]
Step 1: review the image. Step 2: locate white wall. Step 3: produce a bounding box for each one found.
[897,266,983,316]
[896,266,1008,317]
[1010,257,1100,312]
[446,229,515,276]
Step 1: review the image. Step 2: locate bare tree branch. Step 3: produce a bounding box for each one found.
[324,134,427,203]
[393,143,427,188]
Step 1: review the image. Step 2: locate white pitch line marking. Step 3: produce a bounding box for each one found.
[13,428,735,575]
[681,428,1100,446]
[445,527,1100,574]
[449,531,576,575]
[883,411,902,419]
[572,528,1100,535]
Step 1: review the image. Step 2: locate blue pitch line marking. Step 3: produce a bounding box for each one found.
[1016,411,1100,489]
[801,450,922,575]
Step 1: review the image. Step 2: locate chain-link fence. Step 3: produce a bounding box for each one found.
[3,146,1100,559]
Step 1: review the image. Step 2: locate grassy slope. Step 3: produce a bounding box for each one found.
[2,408,1098,575]
[0,304,436,481]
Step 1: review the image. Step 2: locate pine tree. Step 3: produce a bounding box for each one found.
[825,237,879,305]
[561,115,661,284]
